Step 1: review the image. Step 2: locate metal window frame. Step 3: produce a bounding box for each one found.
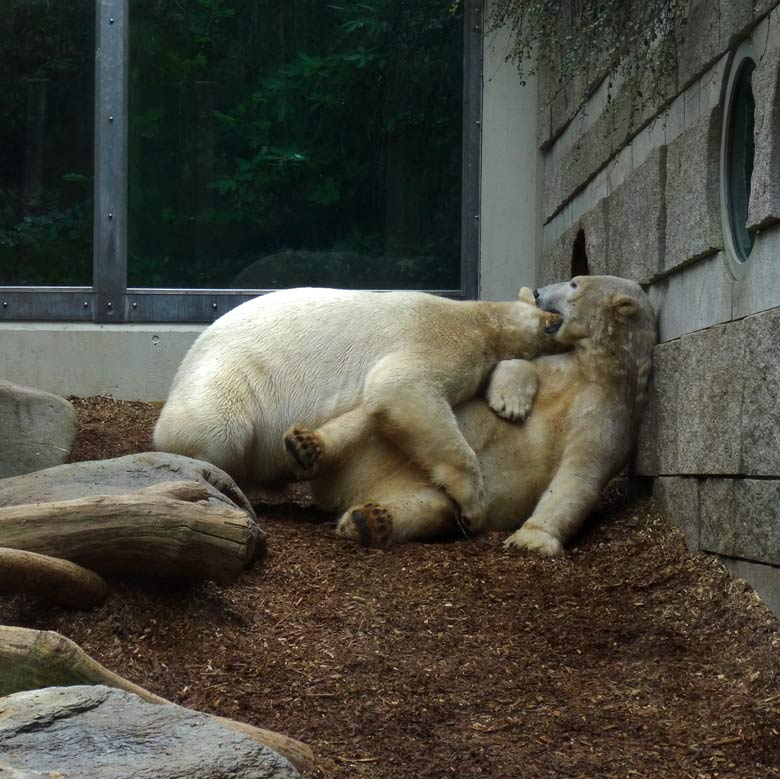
[0,0,482,324]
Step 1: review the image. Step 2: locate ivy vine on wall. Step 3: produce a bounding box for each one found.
[487,0,690,112]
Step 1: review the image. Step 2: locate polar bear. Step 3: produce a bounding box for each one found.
[153,287,558,529]
[284,275,657,555]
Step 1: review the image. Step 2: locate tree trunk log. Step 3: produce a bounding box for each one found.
[0,548,108,608]
[0,626,314,774]
[0,481,262,584]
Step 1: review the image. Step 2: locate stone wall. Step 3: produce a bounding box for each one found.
[536,1,780,607]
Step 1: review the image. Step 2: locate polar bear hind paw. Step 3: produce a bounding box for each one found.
[284,427,323,480]
[336,503,394,548]
[504,524,563,556]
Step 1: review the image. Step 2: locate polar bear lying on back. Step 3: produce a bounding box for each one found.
[154,288,557,528]
[284,276,657,554]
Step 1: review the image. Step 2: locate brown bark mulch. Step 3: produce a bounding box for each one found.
[2,396,779,778]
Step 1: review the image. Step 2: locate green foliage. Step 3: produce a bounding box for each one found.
[128,0,464,289]
[0,1,94,285]
[487,0,688,110]
[0,0,463,291]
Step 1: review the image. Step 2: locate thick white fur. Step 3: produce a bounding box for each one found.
[300,276,657,555]
[154,287,554,526]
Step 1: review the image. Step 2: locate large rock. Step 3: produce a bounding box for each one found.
[0,380,77,479]
[0,685,298,779]
[0,451,257,520]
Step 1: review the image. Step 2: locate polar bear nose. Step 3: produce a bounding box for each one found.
[533,289,540,301]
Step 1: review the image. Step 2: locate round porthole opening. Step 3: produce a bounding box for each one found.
[721,44,757,278]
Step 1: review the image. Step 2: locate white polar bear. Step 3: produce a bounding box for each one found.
[153,287,558,528]
[284,276,657,554]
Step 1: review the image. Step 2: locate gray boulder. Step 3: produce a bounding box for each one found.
[0,380,77,479]
[0,685,298,779]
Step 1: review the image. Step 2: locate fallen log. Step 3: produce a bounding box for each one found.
[0,548,108,609]
[0,481,263,584]
[0,626,314,774]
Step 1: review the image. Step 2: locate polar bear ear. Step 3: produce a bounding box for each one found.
[517,287,536,304]
[610,292,641,319]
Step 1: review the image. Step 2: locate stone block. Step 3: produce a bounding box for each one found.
[655,253,733,341]
[636,340,682,476]
[719,0,754,49]
[540,223,577,286]
[683,80,701,130]
[537,104,553,150]
[747,13,780,230]
[733,225,780,317]
[700,478,780,565]
[663,98,685,144]
[677,321,745,474]
[741,306,780,474]
[722,557,780,616]
[664,106,723,271]
[543,143,564,221]
[753,0,779,21]
[653,476,701,551]
[540,199,610,285]
[0,380,77,479]
[603,146,666,283]
[678,0,721,88]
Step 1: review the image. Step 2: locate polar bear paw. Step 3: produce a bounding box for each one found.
[504,524,563,556]
[284,426,323,480]
[336,503,394,548]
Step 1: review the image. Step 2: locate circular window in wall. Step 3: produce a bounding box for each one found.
[721,42,757,278]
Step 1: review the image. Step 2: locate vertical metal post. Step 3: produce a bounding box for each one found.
[461,0,483,300]
[93,0,129,322]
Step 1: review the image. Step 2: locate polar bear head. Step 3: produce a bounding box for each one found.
[534,275,655,346]
[534,275,657,406]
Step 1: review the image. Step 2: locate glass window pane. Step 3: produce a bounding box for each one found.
[0,2,94,286]
[727,58,756,262]
[128,1,463,290]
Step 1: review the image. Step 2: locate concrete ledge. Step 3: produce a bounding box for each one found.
[0,323,204,402]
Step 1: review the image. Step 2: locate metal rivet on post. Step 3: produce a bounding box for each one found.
[108,212,113,220]
[108,115,114,122]
[212,302,218,310]
[83,301,89,308]
[132,302,138,309]
[109,17,115,24]
[107,302,113,309]
[2,301,7,308]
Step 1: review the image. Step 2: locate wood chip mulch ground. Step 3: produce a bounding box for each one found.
[2,396,780,779]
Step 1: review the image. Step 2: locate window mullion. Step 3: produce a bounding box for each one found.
[93,0,129,323]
